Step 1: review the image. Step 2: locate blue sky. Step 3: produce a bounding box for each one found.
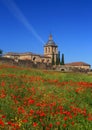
[0,0,92,65]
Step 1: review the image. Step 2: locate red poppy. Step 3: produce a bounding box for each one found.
[29,109,34,116]
[49,123,53,128]
[56,121,60,126]
[18,107,25,114]
[0,119,4,126]
[1,81,5,87]
[63,124,67,128]
[22,119,28,123]
[33,122,38,127]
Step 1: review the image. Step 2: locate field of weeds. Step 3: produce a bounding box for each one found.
[0,64,92,130]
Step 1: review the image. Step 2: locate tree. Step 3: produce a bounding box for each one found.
[56,51,60,65]
[0,49,3,57]
[58,51,60,64]
[60,53,65,65]
[56,54,58,65]
[52,52,55,65]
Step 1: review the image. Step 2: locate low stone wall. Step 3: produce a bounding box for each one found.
[0,57,52,70]
[54,65,90,73]
[0,57,90,72]
[0,57,14,65]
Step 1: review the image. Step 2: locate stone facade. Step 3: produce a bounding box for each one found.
[0,57,52,70]
[65,62,91,70]
[3,52,51,64]
[3,35,58,64]
[44,34,58,62]
[2,35,91,71]
[55,62,91,72]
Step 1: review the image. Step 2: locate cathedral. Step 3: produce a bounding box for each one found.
[2,34,91,71]
[3,34,58,64]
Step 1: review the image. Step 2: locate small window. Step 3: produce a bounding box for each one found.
[33,57,36,61]
[47,60,49,63]
[53,48,55,52]
[42,59,44,63]
[45,48,47,53]
[48,47,50,52]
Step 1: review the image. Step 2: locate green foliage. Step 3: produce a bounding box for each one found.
[56,54,58,65]
[60,53,65,65]
[0,65,92,129]
[0,49,3,56]
[56,51,60,65]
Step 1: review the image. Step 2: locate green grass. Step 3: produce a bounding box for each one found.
[0,64,92,130]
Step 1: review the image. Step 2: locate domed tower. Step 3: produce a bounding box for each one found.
[44,34,58,63]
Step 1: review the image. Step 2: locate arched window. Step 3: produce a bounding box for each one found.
[33,57,36,61]
[45,48,47,53]
[42,59,44,63]
[47,60,49,63]
[53,48,55,52]
[48,47,50,53]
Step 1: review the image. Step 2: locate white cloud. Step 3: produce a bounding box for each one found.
[2,0,44,44]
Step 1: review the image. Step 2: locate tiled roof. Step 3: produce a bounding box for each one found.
[3,52,51,59]
[4,52,39,56]
[4,52,20,56]
[65,62,90,66]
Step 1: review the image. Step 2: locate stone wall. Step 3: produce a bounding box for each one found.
[0,57,52,70]
[54,65,91,73]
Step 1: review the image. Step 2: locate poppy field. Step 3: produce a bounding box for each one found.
[0,64,92,130]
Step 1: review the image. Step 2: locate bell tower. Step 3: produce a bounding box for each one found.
[44,34,58,63]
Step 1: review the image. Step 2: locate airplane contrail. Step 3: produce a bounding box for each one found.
[1,0,44,44]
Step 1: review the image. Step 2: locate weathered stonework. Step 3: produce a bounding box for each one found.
[2,34,91,71]
[3,35,58,64]
[44,34,58,62]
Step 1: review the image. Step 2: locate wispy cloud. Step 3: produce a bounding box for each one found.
[2,0,44,44]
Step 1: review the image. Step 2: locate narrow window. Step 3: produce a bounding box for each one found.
[45,48,47,53]
[48,47,50,53]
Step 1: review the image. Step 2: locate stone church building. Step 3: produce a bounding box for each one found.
[3,34,58,64]
[2,34,91,71]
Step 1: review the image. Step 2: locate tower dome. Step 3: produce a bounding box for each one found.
[44,34,58,63]
[45,34,57,47]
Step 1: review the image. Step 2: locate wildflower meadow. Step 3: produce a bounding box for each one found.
[0,64,92,130]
